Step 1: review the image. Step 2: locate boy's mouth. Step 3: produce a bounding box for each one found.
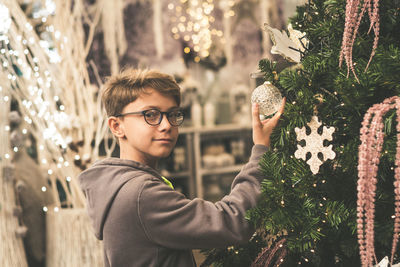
[153,138,173,143]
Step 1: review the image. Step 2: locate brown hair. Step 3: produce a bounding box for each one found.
[101,68,181,117]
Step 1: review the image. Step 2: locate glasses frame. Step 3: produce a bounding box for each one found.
[115,108,185,126]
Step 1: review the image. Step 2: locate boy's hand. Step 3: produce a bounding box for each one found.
[252,97,286,147]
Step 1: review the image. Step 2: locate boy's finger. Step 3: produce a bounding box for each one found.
[252,103,261,126]
[276,97,286,116]
[268,97,286,125]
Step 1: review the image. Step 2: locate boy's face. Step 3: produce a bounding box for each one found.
[112,88,179,166]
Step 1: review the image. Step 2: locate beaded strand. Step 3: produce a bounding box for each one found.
[357,96,400,266]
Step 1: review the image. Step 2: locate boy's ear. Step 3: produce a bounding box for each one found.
[108,117,125,138]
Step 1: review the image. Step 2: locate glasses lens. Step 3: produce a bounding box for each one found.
[168,111,184,126]
[144,109,161,125]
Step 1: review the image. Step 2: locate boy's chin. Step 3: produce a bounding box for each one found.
[154,149,173,159]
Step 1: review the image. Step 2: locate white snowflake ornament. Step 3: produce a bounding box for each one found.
[374,256,400,267]
[294,116,336,174]
[374,257,389,267]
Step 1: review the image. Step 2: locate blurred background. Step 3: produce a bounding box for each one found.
[0,0,304,266]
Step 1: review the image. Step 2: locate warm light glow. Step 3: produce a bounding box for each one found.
[170,0,223,58]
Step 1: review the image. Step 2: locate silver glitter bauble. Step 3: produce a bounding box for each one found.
[251,81,283,116]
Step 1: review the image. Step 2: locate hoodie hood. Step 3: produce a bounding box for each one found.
[78,157,162,240]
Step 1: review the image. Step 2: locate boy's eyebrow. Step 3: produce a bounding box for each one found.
[142,105,180,111]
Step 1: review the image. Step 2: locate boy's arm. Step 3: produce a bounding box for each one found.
[138,144,267,249]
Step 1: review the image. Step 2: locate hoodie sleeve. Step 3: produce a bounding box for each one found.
[138,144,268,250]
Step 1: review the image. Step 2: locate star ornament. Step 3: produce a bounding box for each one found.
[264,23,309,63]
[294,116,336,174]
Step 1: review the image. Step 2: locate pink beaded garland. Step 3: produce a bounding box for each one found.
[357,96,400,267]
[339,0,380,82]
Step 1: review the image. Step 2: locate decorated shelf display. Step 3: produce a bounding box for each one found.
[357,96,400,267]
[251,81,283,117]
[294,116,336,174]
[264,23,309,63]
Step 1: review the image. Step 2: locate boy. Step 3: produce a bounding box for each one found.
[79,68,285,267]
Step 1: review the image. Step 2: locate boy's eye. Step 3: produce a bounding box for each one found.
[169,111,181,118]
[168,111,184,124]
[144,110,160,120]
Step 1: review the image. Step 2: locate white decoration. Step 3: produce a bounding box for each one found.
[264,23,309,63]
[294,116,336,174]
[0,4,11,34]
[375,257,389,267]
[153,0,164,58]
[373,256,400,267]
[251,81,283,116]
[203,101,216,127]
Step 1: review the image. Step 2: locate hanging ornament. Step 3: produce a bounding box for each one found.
[264,23,309,63]
[251,81,283,116]
[294,116,336,174]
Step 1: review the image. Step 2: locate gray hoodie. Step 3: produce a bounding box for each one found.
[78,144,268,267]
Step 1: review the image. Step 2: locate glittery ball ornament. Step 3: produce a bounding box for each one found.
[251,81,283,116]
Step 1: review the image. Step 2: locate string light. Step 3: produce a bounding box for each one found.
[170,0,223,58]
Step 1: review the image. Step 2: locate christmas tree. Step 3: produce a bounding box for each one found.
[202,0,400,266]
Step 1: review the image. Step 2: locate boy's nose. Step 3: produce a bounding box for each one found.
[158,114,173,129]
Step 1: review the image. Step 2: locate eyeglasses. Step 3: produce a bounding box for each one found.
[115,109,185,126]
